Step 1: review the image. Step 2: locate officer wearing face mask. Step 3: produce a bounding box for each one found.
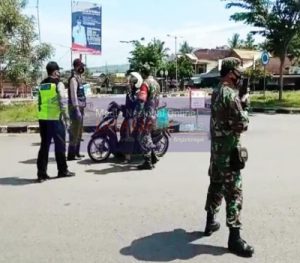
[203,57,254,258]
[67,58,87,161]
[36,61,75,182]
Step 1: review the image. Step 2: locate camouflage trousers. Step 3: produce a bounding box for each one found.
[135,116,155,160]
[205,170,243,228]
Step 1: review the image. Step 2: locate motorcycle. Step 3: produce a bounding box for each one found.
[87,102,170,163]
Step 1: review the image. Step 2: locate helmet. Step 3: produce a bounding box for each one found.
[128,72,143,88]
[220,57,244,77]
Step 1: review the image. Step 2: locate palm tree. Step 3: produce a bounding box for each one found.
[179,41,194,54]
[228,33,242,49]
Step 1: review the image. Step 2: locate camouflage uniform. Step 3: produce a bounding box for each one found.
[135,76,160,160]
[205,80,249,228]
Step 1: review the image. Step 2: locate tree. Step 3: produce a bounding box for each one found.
[224,0,300,100]
[128,39,169,74]
[287,33,300,65]
[0,0,54,95]
[228,33,242,48]
[244,63,272,91]
[242,33,257,50]
[179,41,194,54]
[178,56,194,80]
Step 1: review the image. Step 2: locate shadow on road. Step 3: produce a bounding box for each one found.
[120,229,228,261]
[0,177,37,186]
[19,158,56,164]
[31,142,41,146]
[86,164,139,175]
[77,158,122,165]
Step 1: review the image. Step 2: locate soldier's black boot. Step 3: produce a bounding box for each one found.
[151,151,159,165]
[137,155,153,170]
[228,228,254,257]
[204,212,220,236]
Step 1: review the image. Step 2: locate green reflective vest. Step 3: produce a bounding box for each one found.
[38,83,61,120]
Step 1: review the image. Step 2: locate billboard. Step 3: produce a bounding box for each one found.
[71,1,102,55]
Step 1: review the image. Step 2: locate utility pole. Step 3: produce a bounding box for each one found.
[36,0,41,43]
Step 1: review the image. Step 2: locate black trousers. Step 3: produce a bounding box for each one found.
[37,120,68,176]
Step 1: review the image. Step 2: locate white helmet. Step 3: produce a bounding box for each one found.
[129,72,143,89]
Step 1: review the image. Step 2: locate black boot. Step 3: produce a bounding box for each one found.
[67,155,81,161]
[204,212,220,236]
[228,228,254,257]
[58,170,76,178]
[37,173,51,183]
[151,151,159,165]
[137,156,153,170]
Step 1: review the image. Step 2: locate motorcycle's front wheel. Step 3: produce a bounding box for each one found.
[87,136,111,162]
[154,134,169,157]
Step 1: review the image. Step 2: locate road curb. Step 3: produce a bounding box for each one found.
[7,126,28,133]
[27,125,40,133]
[0,123,182,134]
[251,107,300,114]
[0,126,8,133]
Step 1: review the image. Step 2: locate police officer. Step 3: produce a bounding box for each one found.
[135,64,160,170]
[67,58,86,160]
[37,61,75,182]
[204,58,254,257]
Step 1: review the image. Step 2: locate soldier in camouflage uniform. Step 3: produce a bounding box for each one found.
[135,64,160,170]
[204,58,254,257]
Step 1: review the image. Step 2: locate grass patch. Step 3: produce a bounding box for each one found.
[0,102,38,124]
[250,91,300,108]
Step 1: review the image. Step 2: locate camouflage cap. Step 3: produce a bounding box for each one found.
[221,57,244,73]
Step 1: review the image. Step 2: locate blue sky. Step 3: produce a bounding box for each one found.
[24,0,261,70]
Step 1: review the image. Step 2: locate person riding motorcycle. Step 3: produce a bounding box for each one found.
[118,72,143,162]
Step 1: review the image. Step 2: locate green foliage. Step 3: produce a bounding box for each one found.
[224,0,300,100]
[251,91,300,108]
[128,39,169,74]
[0,0,54,87]
[177,56,194,79]
[165,61,176,79]
[0,102,38,124]
[243,33,257,49]
[244,63,271,80]
[228,33,257,49]
[228,33,242,48]
[179,41,194,54]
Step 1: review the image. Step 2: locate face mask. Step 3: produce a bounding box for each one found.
[231,70,242,88]
[54,70,60,79]
[78,66,85,74]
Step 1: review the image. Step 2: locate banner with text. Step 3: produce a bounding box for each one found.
[71,1,102,55]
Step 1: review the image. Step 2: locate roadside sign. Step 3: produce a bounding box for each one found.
[190,90,206,109]
[261,51,270,66]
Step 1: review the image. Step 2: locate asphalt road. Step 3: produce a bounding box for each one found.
[0,114,299,263]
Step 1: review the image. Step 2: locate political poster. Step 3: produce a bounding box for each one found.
[71,1,102,55]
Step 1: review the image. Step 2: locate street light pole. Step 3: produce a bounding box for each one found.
[167,34,181,90]
[175,36,178,89]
